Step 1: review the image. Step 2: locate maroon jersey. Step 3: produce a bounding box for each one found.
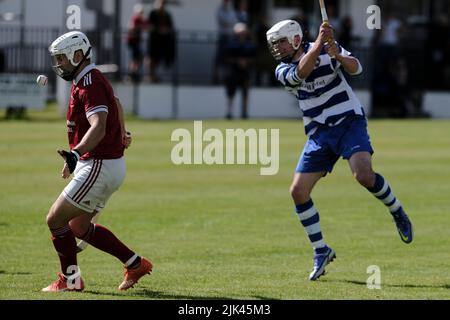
[67,64,124,160]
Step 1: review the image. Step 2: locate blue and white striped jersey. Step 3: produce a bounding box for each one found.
[275,42,364,136]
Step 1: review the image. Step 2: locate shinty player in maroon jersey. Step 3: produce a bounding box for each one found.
[42,31,152,292]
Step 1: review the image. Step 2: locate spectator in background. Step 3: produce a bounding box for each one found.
[391,57,418,117]
[224,23,256,119]
[0,49,13,118]
[0,49,5,72]
[290,9,311,43]
[236,0,249,25]
[213,0,238,84]
[326,4,341,37]
[147,0,176,83]
[375,11,405,64]
[428,14,450,90]
[254,15,277,87]
[379,13,403,47]
[372,12,408,117]
[126,3,147,83]
[338,16,354,51]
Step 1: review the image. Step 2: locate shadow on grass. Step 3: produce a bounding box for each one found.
[325,279,450,290]
[83,288,277,300]
[0,270,33,275]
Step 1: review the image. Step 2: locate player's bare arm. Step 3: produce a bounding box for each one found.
[74,112,107,155]
[336,54,361,75]
[325,41,362,75]
[297,23,333,79]
[57,112,107,178]
[115,97,132,149]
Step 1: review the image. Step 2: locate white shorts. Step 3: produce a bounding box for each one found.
[62,157,126,213]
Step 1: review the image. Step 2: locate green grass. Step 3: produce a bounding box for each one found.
[1,106,450,300]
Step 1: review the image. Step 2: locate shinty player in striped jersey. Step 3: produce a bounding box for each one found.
[266,20,413,281]
[42,31,152,292]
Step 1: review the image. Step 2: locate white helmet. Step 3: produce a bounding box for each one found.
[48,31,92,81]
[266,20,303,62]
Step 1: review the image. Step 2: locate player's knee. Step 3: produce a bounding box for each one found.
[46,204,66,229]
[354,170,375,188]
[290,184,310,203]
[289,184,298,196]
[46,210,57,229]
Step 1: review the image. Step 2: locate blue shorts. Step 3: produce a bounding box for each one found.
[296,116,374,173]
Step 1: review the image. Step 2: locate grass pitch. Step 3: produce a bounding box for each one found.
[0,107,449,300]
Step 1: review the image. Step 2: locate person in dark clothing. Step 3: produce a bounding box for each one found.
[0,49,5,72]
[254,16,277,87]
[127,4,147,82]
[224,23,256,119]
[147,0,176,83]
[338,16,353,51]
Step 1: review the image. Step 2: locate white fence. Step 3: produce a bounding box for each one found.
[56,79,450,120]
[111,83,372,120]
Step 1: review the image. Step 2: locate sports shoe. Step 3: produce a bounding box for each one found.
[118,257,153,291]
[309,247,336,281]
[392,207,413,244]
[41,273,85,292]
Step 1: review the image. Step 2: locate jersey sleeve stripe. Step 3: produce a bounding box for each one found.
[276,64,302,86]
[86,105,108,118]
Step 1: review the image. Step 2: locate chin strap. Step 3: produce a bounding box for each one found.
[62,47,92,81]
[281,47,301,64]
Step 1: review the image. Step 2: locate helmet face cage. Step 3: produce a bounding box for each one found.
[50,54,73,79]
[267,36,301,62]
[50,47,91,81]
[268,37,290,62]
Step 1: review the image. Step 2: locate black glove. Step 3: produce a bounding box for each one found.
[57,149,81,174]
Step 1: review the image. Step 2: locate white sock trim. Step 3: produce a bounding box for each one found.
[125,254,138,267]
[382,192,396,205]
[311,239,326,249]
[305,222,322,235]
[298,206,317,221]
[373,181,389,197]
[389,200,402,213]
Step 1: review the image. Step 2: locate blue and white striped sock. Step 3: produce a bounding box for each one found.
[295,199,328,255]
[367,173,402,214]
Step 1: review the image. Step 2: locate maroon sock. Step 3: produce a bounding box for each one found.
[81,224,135,264]
[50,226,78,276]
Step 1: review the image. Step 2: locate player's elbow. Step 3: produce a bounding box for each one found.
[347,60,363,76]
